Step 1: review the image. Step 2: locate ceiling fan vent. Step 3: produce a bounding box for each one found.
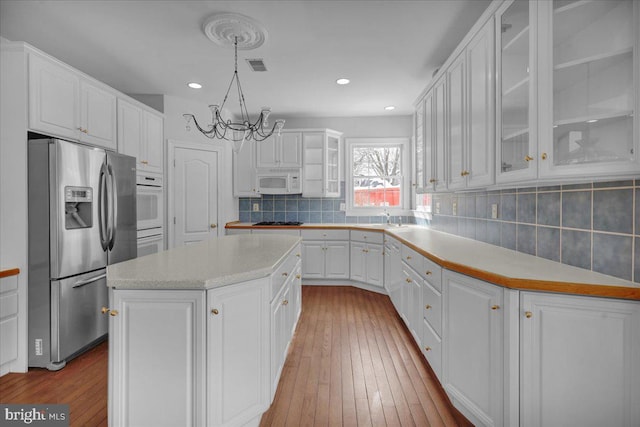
[246,59,267,72]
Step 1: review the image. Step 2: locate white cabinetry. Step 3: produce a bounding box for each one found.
[0,274,19,375]
[117,98,164,174]
[302,129,342,197]
[383,236,402,311]
[520,292,640,427]
[257,131,302,169]
[233,139,258,197]
[349,230,383,288]
[447,18,495,190]
[108,290,206,427]
[208,278,269,426]
[414,99,425,192]
[301,229,349,279]
[29,53,117,150]
[442,270,504,427]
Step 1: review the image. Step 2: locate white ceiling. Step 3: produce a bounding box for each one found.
[0,0,491,118]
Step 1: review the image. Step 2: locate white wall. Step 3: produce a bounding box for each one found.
[163,95,237,235]
[281,115,412,139]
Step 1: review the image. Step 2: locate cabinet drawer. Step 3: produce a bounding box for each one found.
[0,275,18,293]
[384,235,401,251]
[423,281,442,337]
[0,292,18,319]
[422,318,442,380]
[271,248,300,301]
[423,257,442,291]
[301,229,349,241]
[401,245,423,273]
[351,230,384,244]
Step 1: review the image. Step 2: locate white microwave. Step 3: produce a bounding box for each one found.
[256,169,302,195]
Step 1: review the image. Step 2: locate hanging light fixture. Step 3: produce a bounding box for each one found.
[182,13,284,152]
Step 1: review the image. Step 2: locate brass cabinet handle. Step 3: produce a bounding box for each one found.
[101,307,110,314]
[282,272,288,277]
[296,253,301,257]
[296,274,301,279]
[211,308,219,315]
[425,270,432,275]
[425,304,432,310]
[491,305,500,310]
[524,155,534,162]
[406,256,412,260]
[460,170,470,176]
[424,346,431,352]
[405,277,412,283]
[541,152,548,160]
[101,307,118,316]
[210,224,217,229]
[109,310,119,317]
[282,300,288,306]
[77,127,89,134]
[525,311,532,318]
[429,178,436,183]
[141,160,149,165]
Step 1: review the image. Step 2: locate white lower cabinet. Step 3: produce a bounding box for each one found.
[520,292,640,427]
[301,241,349,279]
[383,236,402,312]
[109,290,206,427]
[350,242,383,287]
[208,278,270,427]
[442,270,504,427]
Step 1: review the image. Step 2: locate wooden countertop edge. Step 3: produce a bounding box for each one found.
[225,222,640,301]
[0,268,20,278]
[225,223,385,233]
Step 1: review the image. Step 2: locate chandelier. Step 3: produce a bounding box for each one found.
[182,36,284,151]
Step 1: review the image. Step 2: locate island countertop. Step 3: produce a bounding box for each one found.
[107,234,301,290]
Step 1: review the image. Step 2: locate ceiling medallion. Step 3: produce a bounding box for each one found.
[202,12,268,50]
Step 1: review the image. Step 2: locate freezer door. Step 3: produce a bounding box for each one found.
[107,151,137,264]
[50,140,107,278]
[51,269,108,363]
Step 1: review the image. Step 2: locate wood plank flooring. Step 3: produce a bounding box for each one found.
[0,339,108,427]
[260,286,470,427]
[0,285,468,426]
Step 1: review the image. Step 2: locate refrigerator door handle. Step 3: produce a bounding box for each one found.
[107,164,118,250]
[72,273,107,288]
[98,162,109,251]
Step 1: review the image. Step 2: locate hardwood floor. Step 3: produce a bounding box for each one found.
[0,339,108,427]
[260,286,470,427]
[0,286,467,426]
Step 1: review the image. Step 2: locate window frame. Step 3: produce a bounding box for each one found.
[345,137,411,216]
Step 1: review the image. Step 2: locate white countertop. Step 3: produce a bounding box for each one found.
[107,234,301,290]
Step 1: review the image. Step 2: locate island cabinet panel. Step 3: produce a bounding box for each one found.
[108,290,206,427]
[520,292,640,427]
[208,278,270,427]
[442,270,504,427]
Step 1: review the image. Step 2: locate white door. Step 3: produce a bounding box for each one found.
[173,147,218,246]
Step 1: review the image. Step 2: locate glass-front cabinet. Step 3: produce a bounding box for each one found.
[496,0,538,183]
[325,132,341,196]
[414,98,425,192]
[538,0,639,178]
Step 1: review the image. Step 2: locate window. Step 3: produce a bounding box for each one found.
[345,138,410,215]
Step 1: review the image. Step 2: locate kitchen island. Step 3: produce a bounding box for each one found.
[106,234,302,427]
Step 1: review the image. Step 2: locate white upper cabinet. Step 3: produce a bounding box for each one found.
[302,129,342,197]
[422,75,447,192]
[233,139,258,197]
[29,53,117,150]
[117,98,164,174]
[414,99,426,192]
[537,0,639,178]
[496,0,538,183]
[256,131,302,169]
[447,51,467,190]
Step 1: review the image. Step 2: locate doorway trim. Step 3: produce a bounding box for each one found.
[167,139,223,249]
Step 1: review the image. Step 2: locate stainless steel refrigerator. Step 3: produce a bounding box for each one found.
[28,138,136,370]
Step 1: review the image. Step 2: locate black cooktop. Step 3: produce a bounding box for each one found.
[253,221,304,226]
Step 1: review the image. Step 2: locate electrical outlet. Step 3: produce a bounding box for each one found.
[435,202,441,214]
[252,203,260,212]
[339,203,346,211]
[452,202,457,216]
[491,204,498,219]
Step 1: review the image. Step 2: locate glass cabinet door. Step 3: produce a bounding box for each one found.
[497,0,537,182]
[539,0,638,177]
[325,134,340,197]
[414,99,425,192]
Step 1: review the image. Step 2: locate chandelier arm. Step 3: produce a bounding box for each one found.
[184,114,217,138]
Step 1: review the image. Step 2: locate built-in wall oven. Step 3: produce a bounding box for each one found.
[136,173,164,256]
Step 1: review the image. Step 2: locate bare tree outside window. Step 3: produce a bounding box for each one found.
[353,146,402,207]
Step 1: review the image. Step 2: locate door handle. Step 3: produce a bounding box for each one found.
[108,164,118,250]
[210,224,217,229]
[73,273,106,288]
[98,163,109,251]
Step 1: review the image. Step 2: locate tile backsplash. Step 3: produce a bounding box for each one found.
[238,182,414,225]
[416,180,639,284]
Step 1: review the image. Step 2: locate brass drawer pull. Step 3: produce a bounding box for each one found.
[211,308,219,315]
[425,304,432,310]
[525,311,532,318]
[491,305,500,310]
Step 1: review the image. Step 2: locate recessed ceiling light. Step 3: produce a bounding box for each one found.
[586,119,598,123]
[384,105,396,111]
[336,78,350,85]
[188,82,202,89]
